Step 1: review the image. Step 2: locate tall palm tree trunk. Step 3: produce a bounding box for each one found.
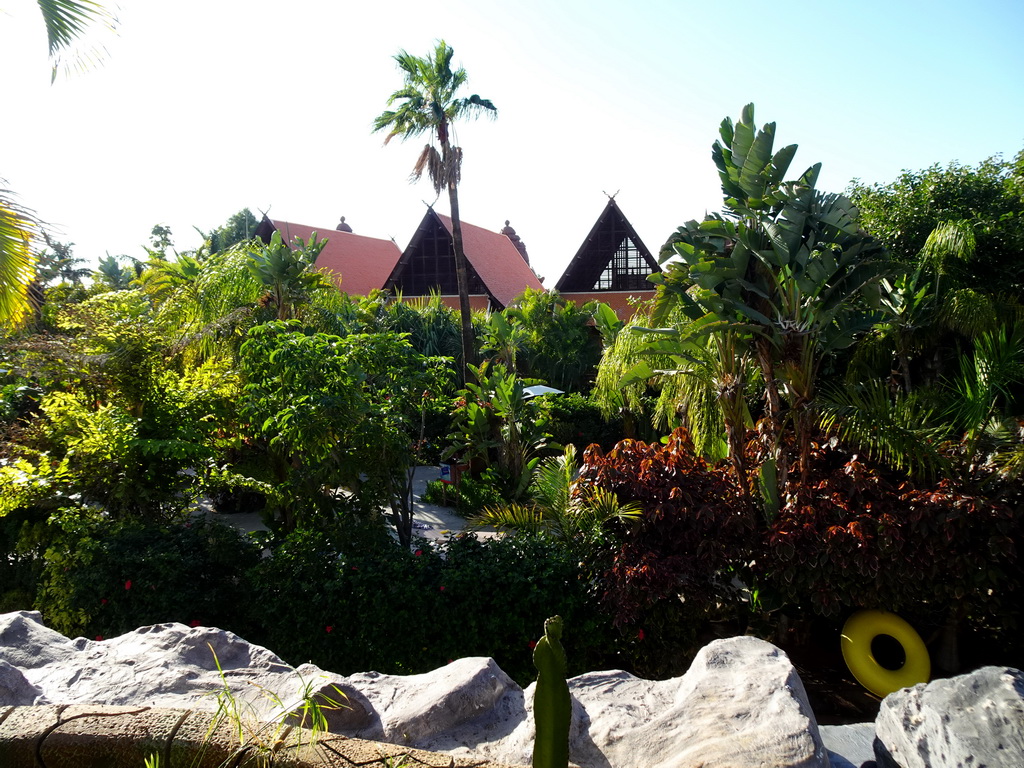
[443,139,476,384]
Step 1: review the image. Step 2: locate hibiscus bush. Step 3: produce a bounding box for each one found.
[38,514,260,638]
[243,531,613,684]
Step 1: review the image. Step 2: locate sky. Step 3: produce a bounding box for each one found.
[2,0,1023,285]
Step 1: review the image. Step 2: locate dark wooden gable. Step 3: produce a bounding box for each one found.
[385,209,488,298]
[555,198,660,292]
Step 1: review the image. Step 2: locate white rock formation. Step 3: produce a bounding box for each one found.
[1,611,831,768]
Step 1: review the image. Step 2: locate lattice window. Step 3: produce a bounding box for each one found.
[595,237,650,291]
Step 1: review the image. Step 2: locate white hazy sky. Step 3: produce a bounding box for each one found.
[2,0,1022,284]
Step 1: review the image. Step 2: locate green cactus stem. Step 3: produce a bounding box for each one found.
[532,615,570,768]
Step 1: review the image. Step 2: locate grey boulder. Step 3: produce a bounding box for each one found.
[875,665,1024,768]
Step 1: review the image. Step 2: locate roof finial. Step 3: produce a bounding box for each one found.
[603,189,620,200]
[501,219,530,265]
[336,216,353,233]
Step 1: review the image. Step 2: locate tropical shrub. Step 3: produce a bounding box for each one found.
[239,322,450,542]
[577,429,754,676]
[503,288,601,392]
[244,532,611,684]
[420,476,505,517]
[469,444,642,561]
[37,514,261,638]
[759,439,1021,628]
[849,150,1024,298]
[539,392,623,453]
[445,362,552,500]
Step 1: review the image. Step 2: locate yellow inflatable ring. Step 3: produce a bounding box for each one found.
[840,610,930,698]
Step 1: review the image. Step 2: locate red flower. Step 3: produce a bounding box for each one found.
[100,598,107,605]
[325,626,333,633]
[124,580,132,591]
[637,629,645,641]
[95,636,103,641]
[414,549,422,556]
[351,566,359,571]
[528,640,537,650]
[439,585,446,592]
[189,620,200,628]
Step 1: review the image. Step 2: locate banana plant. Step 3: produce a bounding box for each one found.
[246,231,328,320]
[650,104,887,490]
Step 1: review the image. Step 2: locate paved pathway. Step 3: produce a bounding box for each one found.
[204,466,495,544]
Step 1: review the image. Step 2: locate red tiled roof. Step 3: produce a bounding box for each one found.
[435,213,544,307]
[560,290,655,320]
[268,219,401,297]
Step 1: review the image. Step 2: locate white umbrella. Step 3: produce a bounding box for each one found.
[523,385,564,399]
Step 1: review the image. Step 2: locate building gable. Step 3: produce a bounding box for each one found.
[554,198,660,293]
[385,210,488,298]
[386,209,543,310]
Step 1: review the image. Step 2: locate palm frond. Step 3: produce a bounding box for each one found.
[940,288,999,338]
[947,324,1024,441]
[468,503,545,536]
[0,188,39,326]
[920,220,975,274]
[37,0,118,81]
[818,379,949,480]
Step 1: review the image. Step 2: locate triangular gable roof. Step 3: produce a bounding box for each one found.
[435,212,544,307]
[387,209,543,309]
[255,216,401,297]
[554,198,660,292]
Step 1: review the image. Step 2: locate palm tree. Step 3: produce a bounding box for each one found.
[373,40,496,383]
[1,2,117,325]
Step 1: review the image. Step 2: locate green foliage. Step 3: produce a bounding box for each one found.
[247,231,329,321]
[54,289,164,411]
[25,362,230,520]
[203,208,260,254]
[38,515,261,638]
[849,151,1024,296]
[0,185,37,328]
[651,104,887,491]
[93,254,136,290]
[421,476,505,517]
[36,0,118,82]
[818,379,948,481]
[382,293,463,360]
[244,532,610,685]
[239,322,449,541]
[470,445,642,560]
[537,392,623,453]
[498,288,601,392]
[446,362,551,500]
